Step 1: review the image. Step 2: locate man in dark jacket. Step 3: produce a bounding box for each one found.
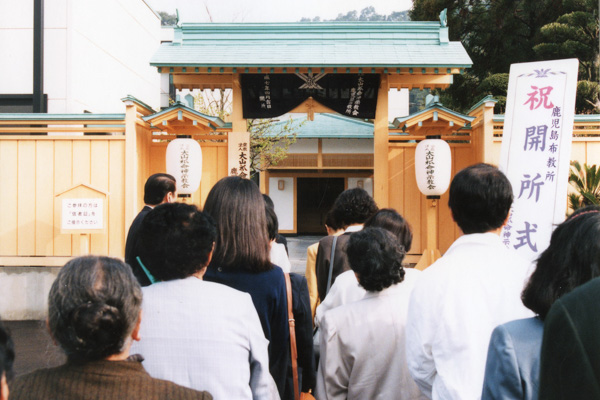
[124,173,176,285]
[539,276,600,399]
[315,188,378,302]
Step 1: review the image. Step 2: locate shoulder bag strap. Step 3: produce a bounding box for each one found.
[325,235,338,295]
[285,273,300,400]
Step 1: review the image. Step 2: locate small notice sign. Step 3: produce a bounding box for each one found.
[61,198,104,230]
[228,131,251,179]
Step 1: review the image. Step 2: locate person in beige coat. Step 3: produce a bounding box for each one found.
[316,228,426,400]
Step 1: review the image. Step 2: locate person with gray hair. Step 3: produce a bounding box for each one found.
[9,256,212,400]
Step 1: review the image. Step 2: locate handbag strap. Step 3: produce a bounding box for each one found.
[285,273,300,400]
[325,235,338,295]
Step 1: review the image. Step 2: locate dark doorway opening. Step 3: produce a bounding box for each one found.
[296,177,345,234]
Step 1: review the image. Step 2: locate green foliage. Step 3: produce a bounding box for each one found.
[576,81,600,114]
[568,161,600,211]
[247,117,304,177]
[479,73,509,113]
[301,7,409,22]
[157,11,177,26]
[534,10,599,83]
[410,0,599,114]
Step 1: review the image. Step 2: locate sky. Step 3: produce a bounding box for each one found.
[145,0,413,23]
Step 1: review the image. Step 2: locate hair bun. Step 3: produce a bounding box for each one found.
[69,301,126,360]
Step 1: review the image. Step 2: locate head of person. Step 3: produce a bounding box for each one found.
[364,208,413,252]
[203,176,272,272]
[325,209,343,235]
[346,227,406,292]
[264,199,279,242]
[143,173,176,206]
[47,256,142,363]
[331,188,378,229]
[448,163,513,234]
[0,321,14,400]
[138,203,216,281]
[521,205,600,320]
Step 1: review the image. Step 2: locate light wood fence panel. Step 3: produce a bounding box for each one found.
[0,136,126,263]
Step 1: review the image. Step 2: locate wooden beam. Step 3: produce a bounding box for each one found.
[374,74,389,207]
[0,127,125,133]
[173,74,234,90]
[388,74,453,90]
[288,98,337,116]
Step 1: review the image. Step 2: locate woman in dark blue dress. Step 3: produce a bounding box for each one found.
[203,176,289,399]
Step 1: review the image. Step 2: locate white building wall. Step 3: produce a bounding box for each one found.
[269,177,295,231]
[0,0,161,320]
[0,0,161,112]
[348,177,374,197]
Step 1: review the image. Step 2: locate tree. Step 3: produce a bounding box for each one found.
[568,161,600,211]
[157,11,177,26]
[247,117,304,177]
[301,7,409,22]
[409,0,599,113]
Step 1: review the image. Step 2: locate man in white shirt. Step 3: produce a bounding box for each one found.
[405,163,533,400]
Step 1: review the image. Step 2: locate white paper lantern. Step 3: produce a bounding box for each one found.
[415,138,452,197]
[166,137,202,195]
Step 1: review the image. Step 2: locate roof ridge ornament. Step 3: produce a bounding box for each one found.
[295,72,327,90]
[439,9,447,27]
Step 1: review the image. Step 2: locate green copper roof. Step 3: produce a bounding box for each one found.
[151,22,472,68]
[393,101,475,128]
[143,101,226,128]
[267,113,380,138]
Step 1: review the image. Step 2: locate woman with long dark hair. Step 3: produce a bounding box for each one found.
[482,205,600,400]
[203,176,289,398]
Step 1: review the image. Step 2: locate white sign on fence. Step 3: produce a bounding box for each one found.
[61,198,104,230]
[499,59,579,263]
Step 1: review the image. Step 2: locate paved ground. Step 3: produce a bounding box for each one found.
[4,235,323,377]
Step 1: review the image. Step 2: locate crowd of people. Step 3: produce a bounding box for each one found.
[1,163,600,399]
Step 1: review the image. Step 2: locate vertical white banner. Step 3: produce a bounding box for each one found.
[228,131,251,179]
[499,59,579,263]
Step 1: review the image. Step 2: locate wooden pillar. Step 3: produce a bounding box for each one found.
[124,102,138,230]
[481,100,497,164]
[373,74,389,207]
[231,73,246,133]
[415,198,442,270]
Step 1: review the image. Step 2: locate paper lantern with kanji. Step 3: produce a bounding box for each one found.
[166,138,202,195]
[415,138,451,197]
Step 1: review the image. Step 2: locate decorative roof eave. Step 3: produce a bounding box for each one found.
[467,95,498,115]
[393,102,475,130]
[121,95,156,115]
[142,102,226,131]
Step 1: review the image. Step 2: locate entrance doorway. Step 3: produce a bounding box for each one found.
[296,177,345,234]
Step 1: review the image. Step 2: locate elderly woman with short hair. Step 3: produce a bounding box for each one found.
[9,256,212,400]
[315,227,427,400]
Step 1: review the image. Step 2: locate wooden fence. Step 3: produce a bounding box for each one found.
[0,100,228,267]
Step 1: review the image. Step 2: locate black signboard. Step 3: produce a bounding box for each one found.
[241,73,380,119]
